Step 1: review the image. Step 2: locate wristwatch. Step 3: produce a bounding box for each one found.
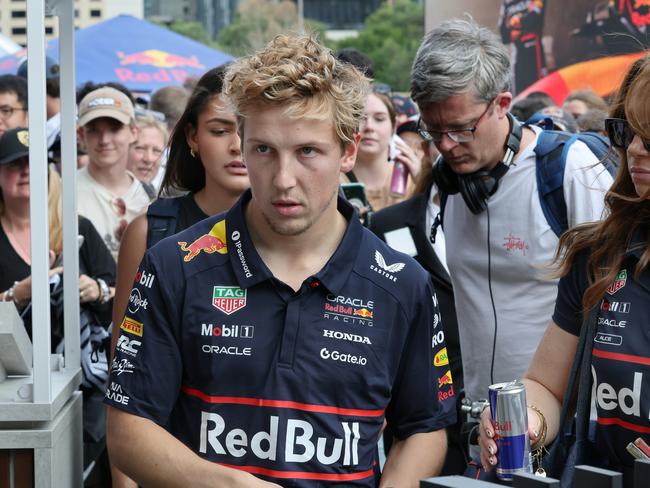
[96,278,110,304]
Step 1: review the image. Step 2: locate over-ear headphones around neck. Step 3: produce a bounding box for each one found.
[431,112,522,214]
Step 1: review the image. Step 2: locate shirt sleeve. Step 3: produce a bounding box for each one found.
[552,251,589,336]
[79,216,116,285]
[104,248,183,425]
[563,140,614,227]
[385,279,457,439]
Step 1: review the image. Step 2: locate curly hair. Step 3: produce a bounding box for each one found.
[224,35,370,147]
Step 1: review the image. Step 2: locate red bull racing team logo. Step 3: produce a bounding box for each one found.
[323,294,374,327]
[178,220,227,262]
[117,49,205,69]
[213,286,247,315]
[438,370,453,389]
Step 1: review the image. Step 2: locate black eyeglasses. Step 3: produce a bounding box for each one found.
[0,105,26,121]
[605,118,650,152]
[417,98,495,144]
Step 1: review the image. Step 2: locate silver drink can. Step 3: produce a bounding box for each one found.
[488,381,533,481]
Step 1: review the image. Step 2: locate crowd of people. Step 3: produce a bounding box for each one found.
[1,13,648,488]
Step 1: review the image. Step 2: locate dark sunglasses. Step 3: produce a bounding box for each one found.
[605,118,650,152]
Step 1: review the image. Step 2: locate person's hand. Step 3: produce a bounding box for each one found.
[12,276,32,307]
[479,406,497,471]
[394,138,422,180]
[479,406,544,471]
[230,471,282,488]
[79,274,100,304]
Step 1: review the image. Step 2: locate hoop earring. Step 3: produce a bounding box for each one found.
[190,148,197,158]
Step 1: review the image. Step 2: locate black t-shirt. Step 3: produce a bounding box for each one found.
[176,193,209,232]
[0,223,30,291]
[0,216,116,345]
[553,237,650,471]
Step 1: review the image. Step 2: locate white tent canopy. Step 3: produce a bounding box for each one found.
[0,32,21,58]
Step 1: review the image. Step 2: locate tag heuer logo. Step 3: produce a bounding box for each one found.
[606,269,627,295]
[212,286,247,315]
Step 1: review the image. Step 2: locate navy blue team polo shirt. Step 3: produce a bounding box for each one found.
[553,228,650,473]
[106,190,456,486]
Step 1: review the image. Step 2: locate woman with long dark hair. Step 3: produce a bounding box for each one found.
[479,55,650,487]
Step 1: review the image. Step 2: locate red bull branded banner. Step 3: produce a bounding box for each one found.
[115,49,206,85]
[0,15,234,92]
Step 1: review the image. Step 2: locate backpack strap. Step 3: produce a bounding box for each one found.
[571,131,619,177]
[146,197,182,249]
[430,191,448,244]
[535,129,620,238]
[534,130,570,237]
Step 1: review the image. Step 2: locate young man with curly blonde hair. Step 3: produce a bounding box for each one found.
[106,35,455,487]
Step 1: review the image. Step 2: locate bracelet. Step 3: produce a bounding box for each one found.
[8,281,18,302]
[96,278,110,304]
[528,404,547,451]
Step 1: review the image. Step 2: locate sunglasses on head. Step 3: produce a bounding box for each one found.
[605,118,650,152]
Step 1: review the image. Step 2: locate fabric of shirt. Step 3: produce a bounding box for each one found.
[105,190,456,487]
[77,166,150,261]
[176,193,209,232]
[0,216,115,348]
[444,125,613,401]
[553,230,650,474]
[0,223,30,291]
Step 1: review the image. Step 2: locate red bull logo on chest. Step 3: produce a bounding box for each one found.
[178,220,228,262]
[213,286,247,315]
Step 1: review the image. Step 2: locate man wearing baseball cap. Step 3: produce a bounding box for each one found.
[77,86,150,261]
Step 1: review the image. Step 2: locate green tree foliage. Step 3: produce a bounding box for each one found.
[216,0,327,57]
[336,0,424,92]
[158,21,213,46]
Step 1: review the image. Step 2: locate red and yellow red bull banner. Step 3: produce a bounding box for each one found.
[516,51,647,104]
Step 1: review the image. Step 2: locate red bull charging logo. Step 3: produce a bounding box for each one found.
[117,49,204,69]
[178,220,228,262]
[437,370,453,389]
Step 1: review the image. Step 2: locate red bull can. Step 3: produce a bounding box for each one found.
[489,381,532,481]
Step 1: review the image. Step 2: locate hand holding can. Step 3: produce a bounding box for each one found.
[485,381,534,480]
[479,404,544,472]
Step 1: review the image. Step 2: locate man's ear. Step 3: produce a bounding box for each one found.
[77,126,85,145]
[496,91,513,119]
[340,132,361,174]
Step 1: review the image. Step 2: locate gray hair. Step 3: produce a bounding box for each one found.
[411,16,511,108]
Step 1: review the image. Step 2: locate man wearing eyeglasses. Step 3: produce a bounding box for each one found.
[410,16,613,453]
[0,75,28,138]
